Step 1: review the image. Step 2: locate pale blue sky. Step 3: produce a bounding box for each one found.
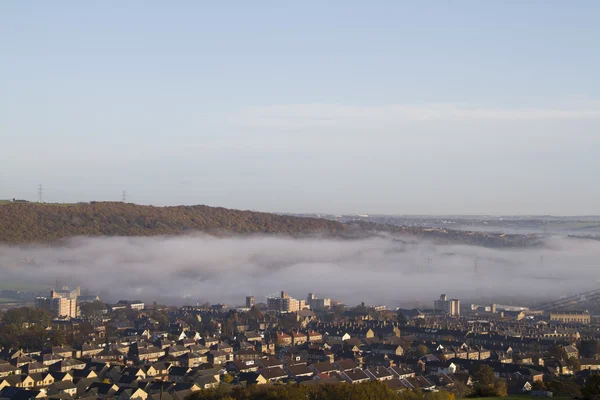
[1,1,599,215]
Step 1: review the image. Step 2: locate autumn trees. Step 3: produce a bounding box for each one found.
[469,364,507,397]
[0,307,52,349]
[0,202,346,243]
[0,202,539,247]
[187,382,458,400]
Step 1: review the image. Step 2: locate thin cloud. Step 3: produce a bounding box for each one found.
[239,103,600,126]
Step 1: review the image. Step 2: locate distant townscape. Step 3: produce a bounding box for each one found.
[1,284,599,400]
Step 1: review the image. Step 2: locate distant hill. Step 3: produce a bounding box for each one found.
[0,202,348,243]
[0,202,542,247]
[348,220,543,248]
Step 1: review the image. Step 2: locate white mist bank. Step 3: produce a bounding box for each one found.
[1,235,599,307]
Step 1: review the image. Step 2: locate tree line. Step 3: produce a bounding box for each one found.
[188,381,457,400]
[0,307,65,350]
[0,202,347,243]
[0,202,540,247]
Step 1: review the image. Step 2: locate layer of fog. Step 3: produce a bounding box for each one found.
[1,235,600,308]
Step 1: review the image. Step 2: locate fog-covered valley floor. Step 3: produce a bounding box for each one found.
[1,234,599,308]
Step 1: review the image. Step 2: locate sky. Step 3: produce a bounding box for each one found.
[1,1,599,215]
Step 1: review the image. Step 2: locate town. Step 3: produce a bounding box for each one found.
[0,285,600,400]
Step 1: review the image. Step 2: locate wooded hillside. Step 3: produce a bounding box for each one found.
[0,202,347,243]
[0,202,541,247]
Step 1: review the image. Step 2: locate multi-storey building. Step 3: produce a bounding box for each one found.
[307,293,331,311]
[549,311,591,324]
[246,296,255,308]
[267,292,307,313]
[35,286,80,318]
[116,300,145,311]
[434,294,460,317]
